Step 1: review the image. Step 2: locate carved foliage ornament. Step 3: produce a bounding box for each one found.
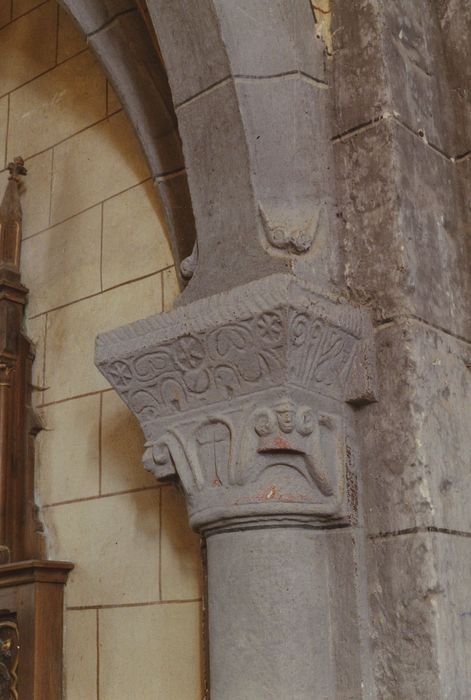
[96,274,377,531]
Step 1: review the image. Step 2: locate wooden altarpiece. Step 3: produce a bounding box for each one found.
[0,159,72,699]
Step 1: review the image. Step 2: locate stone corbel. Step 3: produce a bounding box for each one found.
[96,273,377,534]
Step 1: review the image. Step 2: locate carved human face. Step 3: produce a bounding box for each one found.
[254,410,274,437]
[296,408,315,436]
[276,405,296,433]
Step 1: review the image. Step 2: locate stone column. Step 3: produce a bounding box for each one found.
[96,273,377,698]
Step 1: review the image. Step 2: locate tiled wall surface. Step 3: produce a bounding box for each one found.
[0,2,203,698]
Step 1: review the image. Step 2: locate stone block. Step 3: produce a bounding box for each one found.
[57,6,87,63]
[61,0,135,36]
[331,0,388,136]
[90,9,183,178]
[99,602,202,700]
[367,532,441,699]
[8,50,106,161]
[45,490,160,606]
[335,119,471,339]
[435,0,471,156]
[162,266,179,311]
[22,206,102,316]
[381,0,455,154]
[368,531,471,698]
[37,394,101,505]
[51,110,148,225]
[101,390,156,494]
[156,171,196,271]
[45,273,162,403]
[176,80,283,301]
[0,1,57,97]
[359,319,471,534]
[102,181,173,290]
[432,532,471,698]
[161,486,202,601]
[22,150,53,238]
[213,0,325,82]
[64,609,97,700]
[147,0,231,106]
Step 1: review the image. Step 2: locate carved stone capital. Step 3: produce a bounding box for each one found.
[96,274,377,533]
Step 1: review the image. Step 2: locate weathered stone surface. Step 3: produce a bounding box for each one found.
[146,0,230,106]
[208,527,367,700]
[175,80,285,301]
[359,318,471,534]
[60,0,135,36]
[332,0,470,156]
[368,532,441,699]
[335,119,471,339]
[331,0,388,136]
[432,532,471,698]
[368,531,471,699]
[96,274,376,532]
[148,0,325,106]
[212,0,325,82]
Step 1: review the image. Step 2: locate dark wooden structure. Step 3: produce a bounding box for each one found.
[0,159,72,700]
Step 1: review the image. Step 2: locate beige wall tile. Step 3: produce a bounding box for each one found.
[12,0,47,18]
[64,609,97,700]
[24,314,46,400]
[44,272,162,403]
[99,602,202,700]
[57,7,87,64]
[101,390,156,494]
[161,486,202,601]
[102,181,173,290]
[0,96,7,169]
[45,490,160,606]
[51,111,149,225]
[0,2,57,97]
[0,4,11,29]
[22,150,53,237]
[163,266,180,311]
[22,206,102,317]
[8,49,106,160]
[37,394,100,505]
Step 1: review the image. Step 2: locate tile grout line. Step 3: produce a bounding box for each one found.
[21,174,152,241]
[0,46,90,102]
[67,598,202,611]
[41,482,168,509]
[8,0,49,25]
[27,267,172,320]
[0,108,124,180]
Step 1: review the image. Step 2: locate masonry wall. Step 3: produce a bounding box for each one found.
[0,2,203,698]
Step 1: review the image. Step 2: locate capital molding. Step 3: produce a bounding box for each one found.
[96,274,377,534]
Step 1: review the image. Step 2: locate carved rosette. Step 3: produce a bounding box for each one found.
[96,274,377,533]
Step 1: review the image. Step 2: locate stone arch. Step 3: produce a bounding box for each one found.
[60,0,335,302]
